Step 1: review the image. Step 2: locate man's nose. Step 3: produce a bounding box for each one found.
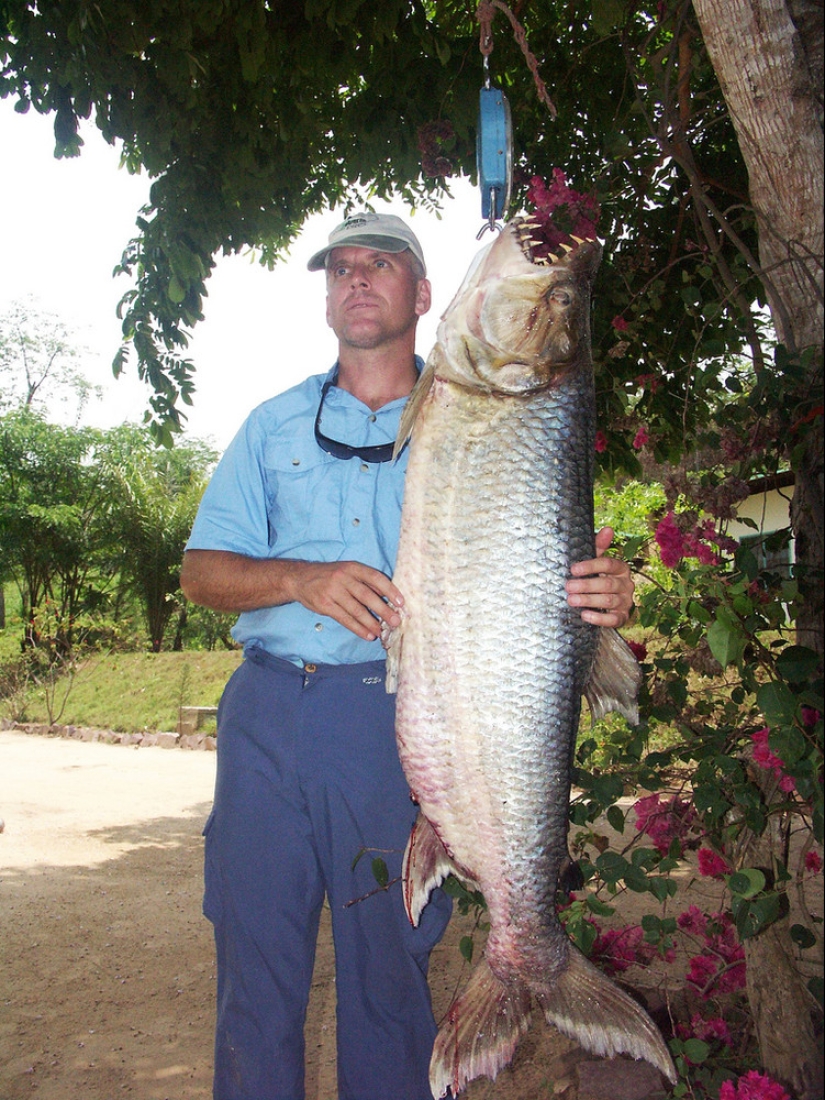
[349,265,371,287]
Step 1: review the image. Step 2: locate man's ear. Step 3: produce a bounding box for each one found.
[415,278,432,318]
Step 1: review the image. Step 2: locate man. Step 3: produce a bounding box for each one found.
[180,211,635,1100]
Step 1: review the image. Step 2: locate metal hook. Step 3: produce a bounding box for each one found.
[476,190,502,239]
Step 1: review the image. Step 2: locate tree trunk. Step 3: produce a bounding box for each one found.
[691,3,824,1093]
[692,0,824,661]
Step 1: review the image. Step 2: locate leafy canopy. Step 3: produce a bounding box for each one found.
[0,1,767,457]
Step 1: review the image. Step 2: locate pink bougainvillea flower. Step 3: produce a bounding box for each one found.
[686,953,718,991]
[589,923,672,976]
[719,1069,791,1100]
[526,169,600,255]
[688,1013,732,1047]
[594,431,608,453]
[677,905,708,937]
[635,371,660,394]
[698,847,731,879]
[684,910,746,998]
[751,727,796,793]
[626,640,647,662]
[633,792,697,855]
[632,427,649,449]
[804,850,822,874]
[611,315,630,331]
[654,511,686,568]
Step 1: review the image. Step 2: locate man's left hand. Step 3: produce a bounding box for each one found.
[566,526,635,628]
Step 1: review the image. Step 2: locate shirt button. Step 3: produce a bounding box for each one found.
[368,413,377,422]
[314,624,323,632]
[352,518,360,526]
[292,458,301,466]
[360,463,370,472]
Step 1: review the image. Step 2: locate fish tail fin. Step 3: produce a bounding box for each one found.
[584,626,642,724]
[402,811,461,926]
[430,958,532,1099]
[536,948,676,1083]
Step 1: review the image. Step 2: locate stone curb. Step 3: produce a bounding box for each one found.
[1,718,217,751]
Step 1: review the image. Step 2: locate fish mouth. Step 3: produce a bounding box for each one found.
[509,216,593,268]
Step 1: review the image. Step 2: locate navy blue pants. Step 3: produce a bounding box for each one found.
[204,647,452,1100]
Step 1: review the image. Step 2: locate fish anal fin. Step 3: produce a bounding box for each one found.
[430,958,532,1099]
[403,811,462,926]
[394,358,436,459]
[537,949,676,1083]
[584,626,642,725]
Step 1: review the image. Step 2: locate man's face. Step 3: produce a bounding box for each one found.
[325,246,431,351]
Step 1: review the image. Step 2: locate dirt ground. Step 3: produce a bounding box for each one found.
[0,728,704,1100]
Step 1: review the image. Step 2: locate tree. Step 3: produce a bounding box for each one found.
[0,299,101,421]
[102,426,216,651]
[0,408,115,651]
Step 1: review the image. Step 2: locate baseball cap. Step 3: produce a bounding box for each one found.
[307,212,427,275]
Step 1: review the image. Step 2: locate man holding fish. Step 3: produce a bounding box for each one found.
[181,211,636,1100]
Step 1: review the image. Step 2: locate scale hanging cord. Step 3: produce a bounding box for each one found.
[474,0,557,237]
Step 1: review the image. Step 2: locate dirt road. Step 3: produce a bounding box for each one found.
[0,729,670,1100]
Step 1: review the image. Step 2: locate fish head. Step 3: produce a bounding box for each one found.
[433,218,602,395]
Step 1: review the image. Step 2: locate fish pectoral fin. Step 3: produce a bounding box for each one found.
[402,811,461,926]
[430,958,532,1099]
[393,358,436,459]
[584,626,642,725]
[382,618,402,694]
[536,949,677,1083]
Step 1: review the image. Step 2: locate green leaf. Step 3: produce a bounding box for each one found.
[757,681,798,726]
[167,276,186,304]
[791,923,817,950]
[585,896,616,917]
[775,645,821,683]
[606,804,626,833]
[459,935,474,964]
[732,892,783,939]
[371,857,389,889]
[707,618,745,667]
[728,868,765,898]
[681,1038,710,1064]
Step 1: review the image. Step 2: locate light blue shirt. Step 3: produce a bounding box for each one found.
[186,363,418,666]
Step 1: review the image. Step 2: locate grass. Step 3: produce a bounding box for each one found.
[2,648,243,732]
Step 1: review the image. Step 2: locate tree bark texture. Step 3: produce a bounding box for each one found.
[691,3,823,1094]
[692,0,824,661]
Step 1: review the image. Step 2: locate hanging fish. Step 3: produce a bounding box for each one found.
[385,217,675,1097]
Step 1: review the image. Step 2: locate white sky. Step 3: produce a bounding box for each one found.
[1,98,487,451]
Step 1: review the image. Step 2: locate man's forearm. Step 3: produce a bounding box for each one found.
[180,549,306,613]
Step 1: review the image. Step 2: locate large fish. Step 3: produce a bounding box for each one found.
[384,218,676,1097]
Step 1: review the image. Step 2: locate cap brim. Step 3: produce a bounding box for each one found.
[307,234,413,272]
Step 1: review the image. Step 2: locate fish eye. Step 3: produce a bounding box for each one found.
[548,287,573,306]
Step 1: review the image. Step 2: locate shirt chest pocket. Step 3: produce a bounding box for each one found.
[263,439,348,557]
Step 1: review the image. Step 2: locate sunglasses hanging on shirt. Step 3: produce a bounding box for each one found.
[313,376,396,464]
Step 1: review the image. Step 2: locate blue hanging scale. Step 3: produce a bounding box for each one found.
[477,38,512,231]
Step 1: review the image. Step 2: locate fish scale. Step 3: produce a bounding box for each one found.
[385,219,675,1096]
